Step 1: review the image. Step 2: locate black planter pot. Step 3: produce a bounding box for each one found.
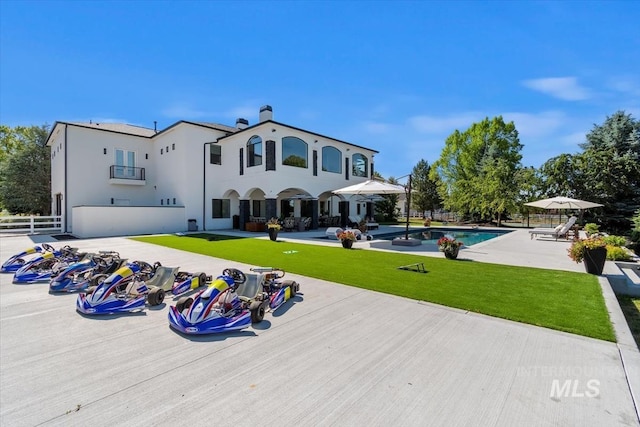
[341,239,354,249]
[583,247,607,275]
[268,228,279,241]
[443,246,460,260]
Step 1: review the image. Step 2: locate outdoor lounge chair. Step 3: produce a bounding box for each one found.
[529,216,577,240]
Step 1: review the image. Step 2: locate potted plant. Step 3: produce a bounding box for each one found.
[437,235,463,259]
[337,230,357,249]
[584,223,600,237]
[266,218,281,241]
[568,235,607,275]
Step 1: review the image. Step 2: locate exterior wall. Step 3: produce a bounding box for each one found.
[203,122,377,228]
[50,111,380,236]
[153,125,229,225]
[72,206,185,238]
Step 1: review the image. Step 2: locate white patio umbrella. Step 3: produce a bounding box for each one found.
[332,179,406,195]
[525,196,603,226]
[524,196,603,210]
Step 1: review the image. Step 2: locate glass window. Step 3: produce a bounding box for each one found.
[282,136,307,168]
[247,136,262,167]
[210,144,221,165]
[212,199,231,218]
[322,146,341,173]
[352,153,368,177]
[115,149,136,178]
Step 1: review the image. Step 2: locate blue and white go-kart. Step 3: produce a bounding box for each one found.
[13,246,87,284]
[168,267,299,335]
[1,243,56,273]
[49,251,126,293]
[76,261,178,315]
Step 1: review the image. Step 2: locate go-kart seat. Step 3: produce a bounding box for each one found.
[235,274,261,299]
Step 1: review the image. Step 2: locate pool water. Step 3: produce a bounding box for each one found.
[377,228,511,246]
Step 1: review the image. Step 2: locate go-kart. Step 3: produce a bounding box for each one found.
[49,251,127,293]
[171,271,212,296]
[168,267,299,335]
[76,261,179,315]
[250,267,300,312]
[13,246,87,284]
[168,268,253,335]
[1,243,57,273]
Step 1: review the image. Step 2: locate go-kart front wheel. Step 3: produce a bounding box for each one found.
[147,287,165,306]
[176,296,193,312]
[250,301,265,323]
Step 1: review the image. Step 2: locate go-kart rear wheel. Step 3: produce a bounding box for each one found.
[176,296,194,312]
[148,287,165,306]
[250,301,265,323]
[282,280,297,297]
[198,272,208,286]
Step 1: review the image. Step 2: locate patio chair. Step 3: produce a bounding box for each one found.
[283,217,296,232]
[529,216,577,240]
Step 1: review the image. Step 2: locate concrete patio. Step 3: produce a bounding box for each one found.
[0,227,638,426]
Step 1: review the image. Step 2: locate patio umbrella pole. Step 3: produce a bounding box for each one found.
[405,174,412,239]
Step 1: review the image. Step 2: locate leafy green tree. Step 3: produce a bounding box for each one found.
[538,153,583,198]
[431,116,523,225]
[410,159,441,218]
[374,176,401,222]
[0,124,51,214]
[578,111,640,233]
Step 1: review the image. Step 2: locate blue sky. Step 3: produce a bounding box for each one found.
[1,0,638,179]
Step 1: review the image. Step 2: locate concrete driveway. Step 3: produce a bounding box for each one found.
[0,231,638,426]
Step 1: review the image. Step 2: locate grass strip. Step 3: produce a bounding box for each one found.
[133,234,615,341]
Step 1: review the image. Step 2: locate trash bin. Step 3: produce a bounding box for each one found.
[188,219,198,231]
[233,215,240,229]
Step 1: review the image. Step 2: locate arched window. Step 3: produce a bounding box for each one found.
[247,135,262,167]
[282,136,307,168]
[322,146,341,173]
[352,153,368,177]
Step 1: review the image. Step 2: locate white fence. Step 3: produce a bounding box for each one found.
[0,215,63,235]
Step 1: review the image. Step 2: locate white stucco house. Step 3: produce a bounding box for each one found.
[46,105,380,238]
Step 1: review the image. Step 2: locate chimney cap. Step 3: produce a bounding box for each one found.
[259,105,272,112]
[236,118,248,125]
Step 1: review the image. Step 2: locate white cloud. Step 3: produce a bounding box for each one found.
[560,131,587,148]
[501,111,565,139]
[407,112,483,134]
[361,121,392,134]
[522,77,591,101]
[607,76,640,96]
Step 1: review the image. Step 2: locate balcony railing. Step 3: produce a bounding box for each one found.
[110,165,145,180]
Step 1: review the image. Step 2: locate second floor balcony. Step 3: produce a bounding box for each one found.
[109,165,146,185]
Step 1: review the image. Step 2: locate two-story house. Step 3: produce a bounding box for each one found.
[46,106,379,238]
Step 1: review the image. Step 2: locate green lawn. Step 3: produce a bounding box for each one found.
[132,233,615,342]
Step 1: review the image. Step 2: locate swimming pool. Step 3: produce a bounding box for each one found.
[376,228,512,246]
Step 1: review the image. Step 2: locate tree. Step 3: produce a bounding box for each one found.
[374,176,401,222]
[410,159,441,218]
[0,124,51,214]
[578,111,640,233]
[430,116,523,225]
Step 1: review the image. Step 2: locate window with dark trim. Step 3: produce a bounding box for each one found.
[247,135,262,167]
[212,199,231,218]
[282,136,307,168]
[352,153,368,177]
[322,146,341,173]
[210,144,221,165]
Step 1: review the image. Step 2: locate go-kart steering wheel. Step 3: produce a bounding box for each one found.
[134,261,154,275]
[92,255,107,269]
[41,243,55,252]
[222,268,246,284]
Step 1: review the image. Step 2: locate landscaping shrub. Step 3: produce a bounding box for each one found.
[606,245,632,261]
